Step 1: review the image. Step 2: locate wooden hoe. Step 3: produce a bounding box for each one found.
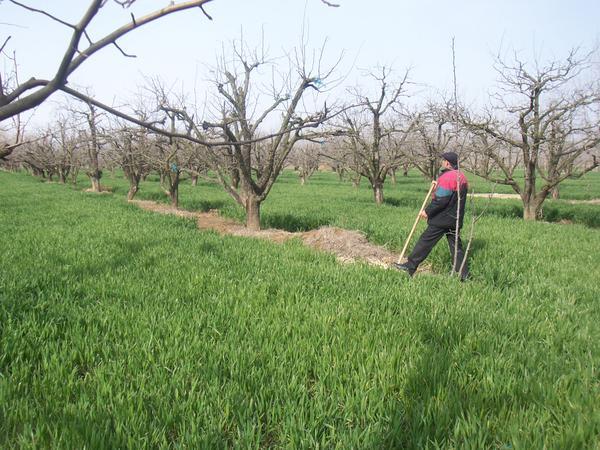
[397,180,437,264]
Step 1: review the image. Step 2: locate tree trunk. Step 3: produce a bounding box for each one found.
[523,199,543,221]
[231,168,240,190]
[169,185,178,207]
[58,171,67,184]
[191,175,198,187]
[0,145,14,161]
[522,162,541,220]
[373,181,384,205]
[245,196,261,230]
[390,169,397,185]
[127,184,138,201]
[551,186,560,200]
[300,174,306,185]
[127,172,141,201]
[31,166,43,178]
[71,167,79,185]
[90,174,101,192]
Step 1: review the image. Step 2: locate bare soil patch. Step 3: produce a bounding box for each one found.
[84,186,113,194]
[566,198,600,205]
[470,193,521,200]
[131,199,430,272]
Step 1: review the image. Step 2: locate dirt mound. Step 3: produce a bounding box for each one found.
[300,227,396,267]
[131,199,429,271]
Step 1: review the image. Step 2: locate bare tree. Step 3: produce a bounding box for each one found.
[69,101,105,192]
[155,112,197,207]
[461,49,600,220]
[18,132,55,179]
[105,122,151,200]
[317,136,357,183]
[143,82,202,207]
[13,110,83,183]
[288,144,321,185]
[50,116,80,183]
[322,138,355,188]
[186,150,209,187]
[334,66,412,204]
[405,100,454,181]
[0,48,31,160]
[0,116,25,160]
[164,38,339,229]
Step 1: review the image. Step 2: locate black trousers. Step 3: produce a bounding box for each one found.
[405,225,469,277]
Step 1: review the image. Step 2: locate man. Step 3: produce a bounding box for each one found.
[394,152,470,280]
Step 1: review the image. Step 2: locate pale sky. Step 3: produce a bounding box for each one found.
[2,0,599,128]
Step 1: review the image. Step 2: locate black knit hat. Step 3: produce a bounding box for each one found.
[441,152,459,169]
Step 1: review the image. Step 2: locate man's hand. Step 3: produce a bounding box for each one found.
[419,210,428,220]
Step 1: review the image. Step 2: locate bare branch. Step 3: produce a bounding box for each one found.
[0,1,215,122]
[8,0,77,29]
[0,36,11,55]
[113,41,136,58]
[199,4,213,20]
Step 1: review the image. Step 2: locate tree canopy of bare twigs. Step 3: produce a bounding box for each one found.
[405,99,455,181]
[459,48,600,220]
[104,119,152,201]
[155,37,341,229]
[328,66,413,204]
[288,144,322,185]
[0,1,218,124]
[0,0,341,160]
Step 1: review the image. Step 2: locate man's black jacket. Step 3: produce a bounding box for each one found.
[424,169,469,229]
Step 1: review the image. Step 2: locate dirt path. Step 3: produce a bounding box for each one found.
[131,200,429,272]
[470,193,600,204]
[469,193,521,200]
[566,198,600,205]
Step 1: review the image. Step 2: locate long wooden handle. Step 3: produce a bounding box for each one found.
[397,180,436,263]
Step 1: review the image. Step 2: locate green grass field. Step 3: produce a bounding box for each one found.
[1,170,600,448]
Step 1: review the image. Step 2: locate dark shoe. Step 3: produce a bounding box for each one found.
[392,262,415,277]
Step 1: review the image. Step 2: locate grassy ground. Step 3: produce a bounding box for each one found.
[1,170,599,448]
